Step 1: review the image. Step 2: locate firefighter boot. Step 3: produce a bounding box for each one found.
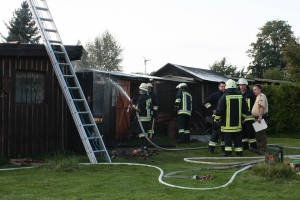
[208,146,215,154]
[140,137,148,150]
[220,145,225,156]
[243,142,249,150]
[176,133,185,143]
[184,134,190,142]
[236,152,243,157]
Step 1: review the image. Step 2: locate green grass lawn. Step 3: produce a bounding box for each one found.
[0,136,300,200]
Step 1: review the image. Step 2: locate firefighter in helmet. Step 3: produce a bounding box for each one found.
[134,83,152,150]
[214,79,248,157]
[237,78,258,153]
[174,83,192,142]
[147,83,158,141]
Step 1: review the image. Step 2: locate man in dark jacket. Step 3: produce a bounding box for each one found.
[147,83,158,141]
[237,78,258,153]
[174,83,192,142]
[215,79,248,157]
[203,81,226,154]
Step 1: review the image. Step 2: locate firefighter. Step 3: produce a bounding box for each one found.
[215,79,248,157]
[203,81,226,155]
[252,84,268,155]
[237,78,258,153]
[174,83,192,143]
[133,83,152,150]
[147,83,158,141]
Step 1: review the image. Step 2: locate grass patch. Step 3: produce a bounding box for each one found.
[37,153,81,172]
[252,163,296,179]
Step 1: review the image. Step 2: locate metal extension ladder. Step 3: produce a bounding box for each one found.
[26,0,111,163]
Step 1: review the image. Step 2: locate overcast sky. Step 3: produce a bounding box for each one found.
[1,0,300,73]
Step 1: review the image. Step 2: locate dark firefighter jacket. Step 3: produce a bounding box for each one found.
[215,88,248,132]
[149,92,158,117]
[137,93,152,122]
[174,89,192,116]
[238,86,256,121]
[203,90,224,110]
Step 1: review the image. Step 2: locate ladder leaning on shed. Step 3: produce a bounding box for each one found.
[26,0,111,163]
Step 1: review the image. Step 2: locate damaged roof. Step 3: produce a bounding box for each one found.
[154,63,229,83]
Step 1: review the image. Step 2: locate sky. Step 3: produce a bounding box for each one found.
[1,0,300,74]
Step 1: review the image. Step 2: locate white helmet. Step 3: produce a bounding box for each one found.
[237,78,248,85]
[139,83,148,91]
[225,79,236,89]
[147,83,153,88]
[176,83,187,89]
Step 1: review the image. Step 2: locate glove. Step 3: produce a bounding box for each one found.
[152,110,157,118]
[173,107,178,113]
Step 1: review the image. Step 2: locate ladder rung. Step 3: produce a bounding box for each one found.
[73,99,85,102]
[93,150,106,153]
[78,111,90,114]
[63,75,75,78]
[39,17,53,22]
[53,51,65,55]
[68,87,80,90]
[44,28,57,33]
[58,63,70,66]
[82,124,96,127]
[35,6,49,11]
[49,40,62,44]
[88,136,101,140]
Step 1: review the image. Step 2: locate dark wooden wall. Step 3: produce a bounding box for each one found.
[0,56,75,157]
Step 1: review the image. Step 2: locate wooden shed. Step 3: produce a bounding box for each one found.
[0,43,83,157]
[154,63,229,124]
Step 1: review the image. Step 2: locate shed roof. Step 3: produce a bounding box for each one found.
[76,69,197,83]
[0,43,83,60]
[155,63,229,83]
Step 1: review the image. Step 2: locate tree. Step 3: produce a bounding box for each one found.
[209,57,245,77]
[85,30,123,71]
[282,36,300,82]
[71,40,89,71]
[1,1,40,43]
[246,20,295,78]
[263,68,285,80]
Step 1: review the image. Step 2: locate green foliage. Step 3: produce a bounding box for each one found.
[1,1,40,43]
[263,68,285,80]
[262,83,300,135]
[252,163,296,179]
[83,30,123,71]
[0,157,9,166]
[282,36,300,82]
[247,20,294,78]
[209,57,245,77]
[38,153,81,172]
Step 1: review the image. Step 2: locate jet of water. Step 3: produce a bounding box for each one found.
[107,78,131,101]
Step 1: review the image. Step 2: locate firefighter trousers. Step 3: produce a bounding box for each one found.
[208,122,224,153]
[224,131,243,156]
[177,114,190,142]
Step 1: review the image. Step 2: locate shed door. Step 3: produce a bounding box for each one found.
[115,80,130,141]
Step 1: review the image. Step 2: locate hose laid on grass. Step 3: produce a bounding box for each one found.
[136,113,208,151]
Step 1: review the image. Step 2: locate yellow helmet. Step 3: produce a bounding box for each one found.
[225,79,236,89]
[139,83,148,91]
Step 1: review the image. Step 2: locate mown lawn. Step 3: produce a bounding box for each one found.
[0,137,299,200]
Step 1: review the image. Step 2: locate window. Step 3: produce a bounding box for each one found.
[15,71,46,104]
